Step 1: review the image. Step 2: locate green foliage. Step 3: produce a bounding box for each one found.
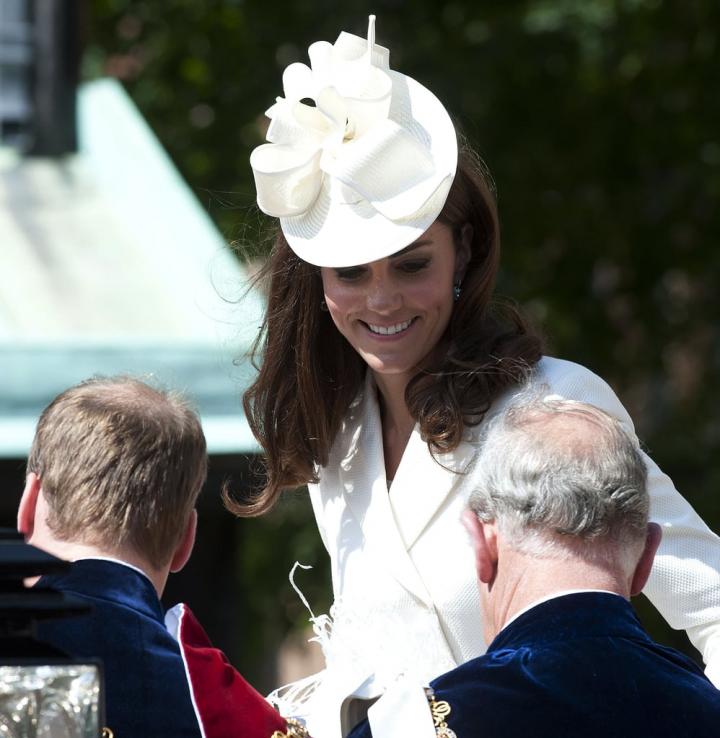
[86,0,720,673]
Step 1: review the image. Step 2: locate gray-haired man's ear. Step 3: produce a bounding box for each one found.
[17,472,41,540]
[462,508,498,586]
[630,522,663,597]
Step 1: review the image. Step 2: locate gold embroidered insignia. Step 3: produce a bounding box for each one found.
[272,717,311,738]
[425,687,457,738]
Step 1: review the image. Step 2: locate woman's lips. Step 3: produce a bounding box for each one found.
[362,317,417,337]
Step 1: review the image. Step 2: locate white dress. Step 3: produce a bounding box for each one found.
[279,357,720,738]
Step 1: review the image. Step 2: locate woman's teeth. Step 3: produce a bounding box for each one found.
[367,319,413,336]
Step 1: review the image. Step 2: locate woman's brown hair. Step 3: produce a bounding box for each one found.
[228,146,543,516]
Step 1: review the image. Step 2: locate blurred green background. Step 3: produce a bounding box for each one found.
[85,0,719,685]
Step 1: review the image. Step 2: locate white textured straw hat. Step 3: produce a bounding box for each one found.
[250,16,458,268]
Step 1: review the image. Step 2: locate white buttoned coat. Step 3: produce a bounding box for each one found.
[303,356,720,737]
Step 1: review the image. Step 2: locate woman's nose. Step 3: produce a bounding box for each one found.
[366,275,402,313]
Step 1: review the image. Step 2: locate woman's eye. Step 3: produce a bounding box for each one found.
[334,267,366,281]
[397,258,431,274]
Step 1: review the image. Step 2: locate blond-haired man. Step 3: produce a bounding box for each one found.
[19,377,286,738]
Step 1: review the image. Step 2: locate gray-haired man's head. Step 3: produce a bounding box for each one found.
[468,392,649,567]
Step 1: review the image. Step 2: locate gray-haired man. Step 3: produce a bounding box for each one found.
[349,393,720,738]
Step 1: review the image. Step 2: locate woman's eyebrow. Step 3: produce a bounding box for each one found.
[390,240,432,258]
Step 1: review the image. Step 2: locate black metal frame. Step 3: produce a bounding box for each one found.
[0,0,81,156]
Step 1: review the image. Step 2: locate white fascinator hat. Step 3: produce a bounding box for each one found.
[250,15,458,268]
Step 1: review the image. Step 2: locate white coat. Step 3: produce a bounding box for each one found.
[299,356,720,737]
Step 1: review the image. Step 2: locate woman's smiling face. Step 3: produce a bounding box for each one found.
[320,221,468,382]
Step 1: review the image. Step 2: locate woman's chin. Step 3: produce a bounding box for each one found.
[361,353,424,381]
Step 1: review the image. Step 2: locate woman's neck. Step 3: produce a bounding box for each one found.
[373,372,415,481]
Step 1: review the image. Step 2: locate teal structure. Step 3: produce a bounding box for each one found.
[0,78,262,458]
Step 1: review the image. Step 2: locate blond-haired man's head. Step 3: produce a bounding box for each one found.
[19,376,207,592]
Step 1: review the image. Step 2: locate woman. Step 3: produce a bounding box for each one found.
[236,16,720,738]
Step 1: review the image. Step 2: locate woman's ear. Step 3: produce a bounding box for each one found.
[455,223,473,283]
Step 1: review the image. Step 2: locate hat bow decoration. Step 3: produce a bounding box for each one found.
[250,16,458,267]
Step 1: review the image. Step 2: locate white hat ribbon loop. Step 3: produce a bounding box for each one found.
[325,120,439,222]
[250,144,322,217]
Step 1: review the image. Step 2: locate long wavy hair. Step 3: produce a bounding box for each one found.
[228,146,544,516]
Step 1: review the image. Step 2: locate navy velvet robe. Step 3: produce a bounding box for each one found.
[350,592,720,738]
[36,559,203,738]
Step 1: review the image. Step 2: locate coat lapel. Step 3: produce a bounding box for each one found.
[337,374,435,607]
[335,373,479,605]
[389,425,476,551]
